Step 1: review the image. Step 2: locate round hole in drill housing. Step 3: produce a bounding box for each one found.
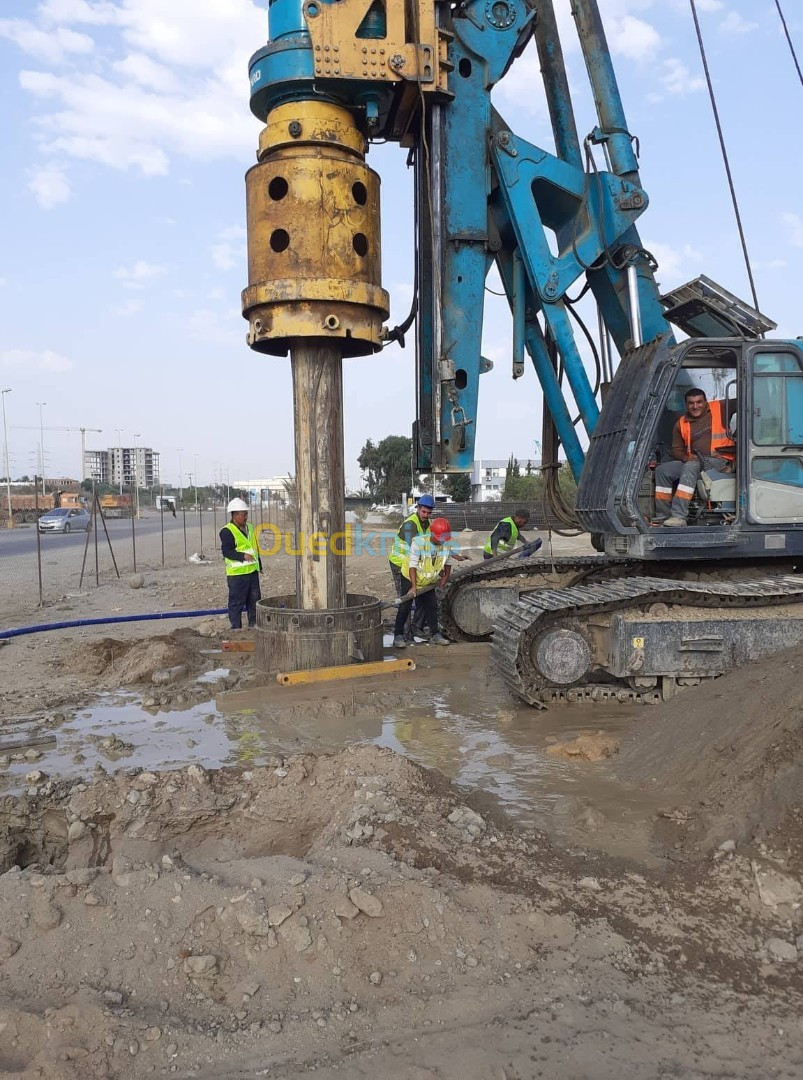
[455,368,468,389]
[270,228,290,252]
[459,58,472,78]
[268,176,288,201]
[353,233,369,257]
[352,181,368,206]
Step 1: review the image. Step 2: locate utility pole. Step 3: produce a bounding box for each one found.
[133,432,142,519]
[177,448,184,507]
[35,401,47,494]
[1,389,12,528]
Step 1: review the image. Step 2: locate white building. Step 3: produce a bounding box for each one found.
[471,459,508,501]
[83,447,160,488]
[471,458,541,501]
[233,476,293,503]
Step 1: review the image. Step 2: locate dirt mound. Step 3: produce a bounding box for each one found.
[65,634,192,687]
[0,746,800,1078]
[613,646,803,856]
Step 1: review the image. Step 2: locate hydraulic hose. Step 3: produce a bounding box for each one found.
[0,608,228,641]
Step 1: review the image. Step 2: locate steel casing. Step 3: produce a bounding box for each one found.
[242,101,389,357]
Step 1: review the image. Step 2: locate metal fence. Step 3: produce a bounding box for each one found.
[0,489,292,625]
[438,501,553,533]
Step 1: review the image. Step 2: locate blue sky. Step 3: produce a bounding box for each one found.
[0,0,800,490]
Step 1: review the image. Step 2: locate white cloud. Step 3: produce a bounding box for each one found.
[27,163,72,208]
[0,348,74,372]
[12,1,266,183]
[0,17,94,63]
[113,52,181,94]
[609,15,662,62]
[113,298,143,316]
[113,260,167,288]
[719,12,757,35]
[656,57,706,98]
[755,259,787,270]
[210,225,247,271]
[695,0,724,11]
[646,241,703,287]
[782,212,803,248]
[38,0,120,25]
[0,278,6,287]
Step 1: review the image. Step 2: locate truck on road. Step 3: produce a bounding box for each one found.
[99,493,133,519]
[0,489,83,526]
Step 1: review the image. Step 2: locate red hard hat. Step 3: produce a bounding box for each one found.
[430,517,451,541]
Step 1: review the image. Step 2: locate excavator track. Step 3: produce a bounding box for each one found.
[440,553,639,642]
[492,574,803,707]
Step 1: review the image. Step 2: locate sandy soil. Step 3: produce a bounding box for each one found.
[0,529,801,1078]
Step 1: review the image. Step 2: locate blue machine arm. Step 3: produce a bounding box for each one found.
[246,0,677,484]
[414,0,674,481]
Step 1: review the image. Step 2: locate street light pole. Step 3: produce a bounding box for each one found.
[133,432,142,519]
[35,402,47,494]
[1,389,12,528]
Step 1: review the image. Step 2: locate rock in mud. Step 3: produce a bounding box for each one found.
[236,908,272,937]
[447,807,486,832]
[753,864,803,908]
[349,887,383,918]
[0,935,21,960]
[547,732,620,762]
[766,938,798,964]
[283,924,312,953]
[334,895,360,920]
[267,905,293,927]
[152,665,188,686]
[184,954,219,976]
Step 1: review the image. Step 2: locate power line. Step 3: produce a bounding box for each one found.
[774,0,803,89]
[688,0,761,315]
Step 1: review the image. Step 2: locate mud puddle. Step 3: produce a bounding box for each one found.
[0,672,663,857]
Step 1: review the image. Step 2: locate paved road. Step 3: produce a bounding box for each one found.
[0,513,222,559]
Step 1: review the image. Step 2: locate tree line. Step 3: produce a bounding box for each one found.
[356,436,575,505]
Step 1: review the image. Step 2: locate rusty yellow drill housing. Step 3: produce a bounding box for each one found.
[242,100,389,357]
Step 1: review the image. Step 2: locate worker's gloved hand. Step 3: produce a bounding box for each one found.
[519,538,543,558]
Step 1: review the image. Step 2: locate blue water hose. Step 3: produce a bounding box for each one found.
[0,608,228,641]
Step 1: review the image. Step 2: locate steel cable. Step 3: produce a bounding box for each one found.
[774,0,803,89]
[688,0,762,315]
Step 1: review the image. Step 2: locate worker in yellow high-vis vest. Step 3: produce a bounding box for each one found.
[219,498,262,630]
[483,509,541,560]
[388,494,434,644]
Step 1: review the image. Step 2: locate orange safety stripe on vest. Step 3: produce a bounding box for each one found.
[678,400,734,461]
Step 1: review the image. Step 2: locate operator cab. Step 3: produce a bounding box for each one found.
[576,332,803,560]
[648,343,739,526]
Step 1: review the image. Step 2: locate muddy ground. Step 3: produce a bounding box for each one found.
[0,529,801,1078]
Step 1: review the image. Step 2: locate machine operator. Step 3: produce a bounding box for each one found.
[653,388,735,527]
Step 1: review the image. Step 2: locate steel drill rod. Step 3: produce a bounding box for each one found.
[291,341,347,611]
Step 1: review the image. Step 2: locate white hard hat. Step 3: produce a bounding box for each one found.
[227,498,249,513]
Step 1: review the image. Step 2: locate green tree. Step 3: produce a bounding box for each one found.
[358,435,413,502]
[443,472,471,502]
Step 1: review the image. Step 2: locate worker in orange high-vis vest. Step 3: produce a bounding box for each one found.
[653,387,735,527]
